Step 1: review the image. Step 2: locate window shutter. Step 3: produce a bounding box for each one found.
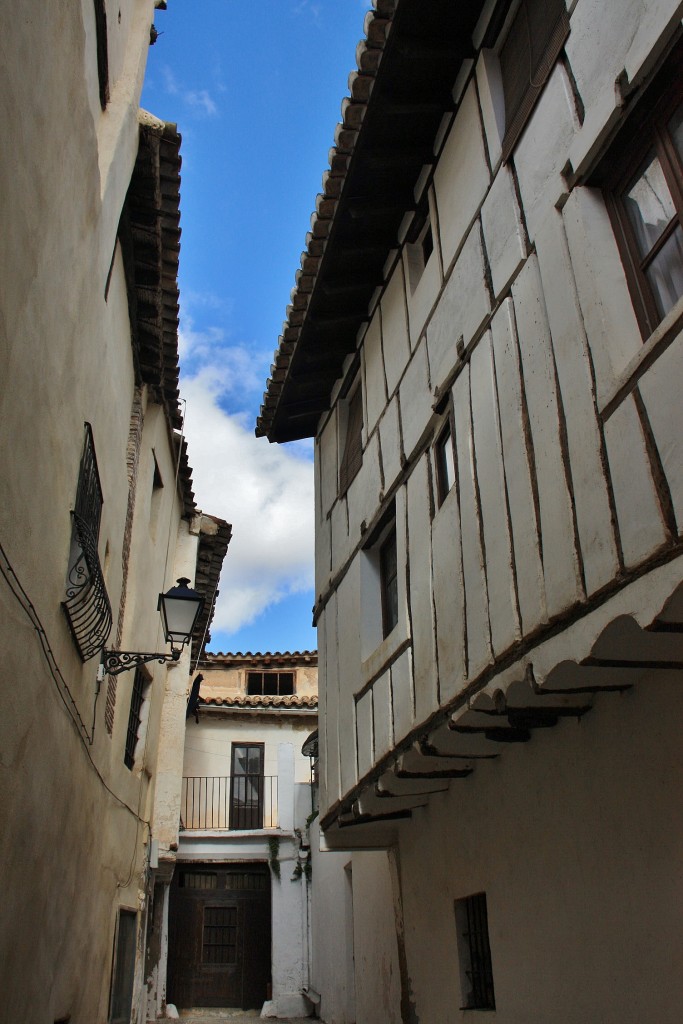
[500,0,570,162]
[339,386,364,494]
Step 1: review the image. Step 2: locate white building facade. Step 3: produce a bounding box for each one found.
[165,652,318,1018]
[258,1,683,1021]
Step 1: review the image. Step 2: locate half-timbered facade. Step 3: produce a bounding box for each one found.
[259,1,683,1021]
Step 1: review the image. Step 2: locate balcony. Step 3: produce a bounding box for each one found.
[180,775,279,831]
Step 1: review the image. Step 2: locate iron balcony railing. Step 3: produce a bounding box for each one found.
[181,775,278,831]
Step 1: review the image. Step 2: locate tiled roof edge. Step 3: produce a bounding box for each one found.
[200,694,319,710]
[201,650,318,663]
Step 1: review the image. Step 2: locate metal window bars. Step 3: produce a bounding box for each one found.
[180,776,279,831]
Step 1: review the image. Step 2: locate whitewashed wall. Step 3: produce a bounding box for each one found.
[314,0,683,817]
[0,3,193,1023]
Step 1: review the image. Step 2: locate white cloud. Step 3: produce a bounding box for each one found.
[293,1,323,23]
[185,89,218,118]
[159,65,219,117]
[180,351,315,638]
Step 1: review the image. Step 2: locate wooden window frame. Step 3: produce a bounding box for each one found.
[498,0,570,162]
[339,382,364,495]
[600,46,683,339]
[229,742,265,831]
[246,670,295,696]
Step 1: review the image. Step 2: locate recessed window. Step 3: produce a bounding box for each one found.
[600,50,683,338]
[109,910,137,1024]
[380,527,399,638]
[246,671,295,696]
[406,193,434,292]
[435,424,456,506]
[339,383,364,494]
[149,452,164,538]
[455,893,496,1011]
[499,0,570,162]
[93,0,109,109]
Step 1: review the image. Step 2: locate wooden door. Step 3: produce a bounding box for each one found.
[167,864,271,1009]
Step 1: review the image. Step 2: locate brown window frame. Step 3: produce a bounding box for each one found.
[339,383,364,495]
[498,0,570,162]
[600,47,683,339]
[246,670,295,696]
[229,742,265,830]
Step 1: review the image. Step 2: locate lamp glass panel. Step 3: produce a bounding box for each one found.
[161,595,201,641]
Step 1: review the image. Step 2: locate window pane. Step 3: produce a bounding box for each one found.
[668,101,683,161]
[380,530,399,637]
[263,673,278,695]
[437,428,456,504]
[645,224,683,318]
[624,151,676,258]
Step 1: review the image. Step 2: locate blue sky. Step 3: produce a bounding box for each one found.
[142,2,367,654]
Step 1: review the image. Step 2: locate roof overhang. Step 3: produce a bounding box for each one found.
[257,0,486,443]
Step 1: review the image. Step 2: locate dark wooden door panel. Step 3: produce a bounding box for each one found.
[167,864,271,1009]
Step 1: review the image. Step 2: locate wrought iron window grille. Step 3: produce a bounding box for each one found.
[62,424,112,661]
[63,512,113,662]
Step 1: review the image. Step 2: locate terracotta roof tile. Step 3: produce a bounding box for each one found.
[200,693,318,711]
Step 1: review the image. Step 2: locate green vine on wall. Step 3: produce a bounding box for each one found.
[268,836,281,881]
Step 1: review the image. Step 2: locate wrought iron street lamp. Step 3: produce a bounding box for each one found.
[102,577,204,676]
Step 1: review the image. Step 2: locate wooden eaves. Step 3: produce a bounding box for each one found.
[256,0,487,444]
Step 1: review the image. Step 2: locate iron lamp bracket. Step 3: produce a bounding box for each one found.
[102,648,181,677]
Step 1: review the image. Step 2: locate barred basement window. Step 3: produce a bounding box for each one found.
[202,906,237,964]
[499,0,570,162]
[455,893,496,1011]
[246,671,295,696]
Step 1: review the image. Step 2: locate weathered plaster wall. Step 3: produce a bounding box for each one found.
[0,3,195,1022]
[183,713,316,786]
[396,670,683,1024]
